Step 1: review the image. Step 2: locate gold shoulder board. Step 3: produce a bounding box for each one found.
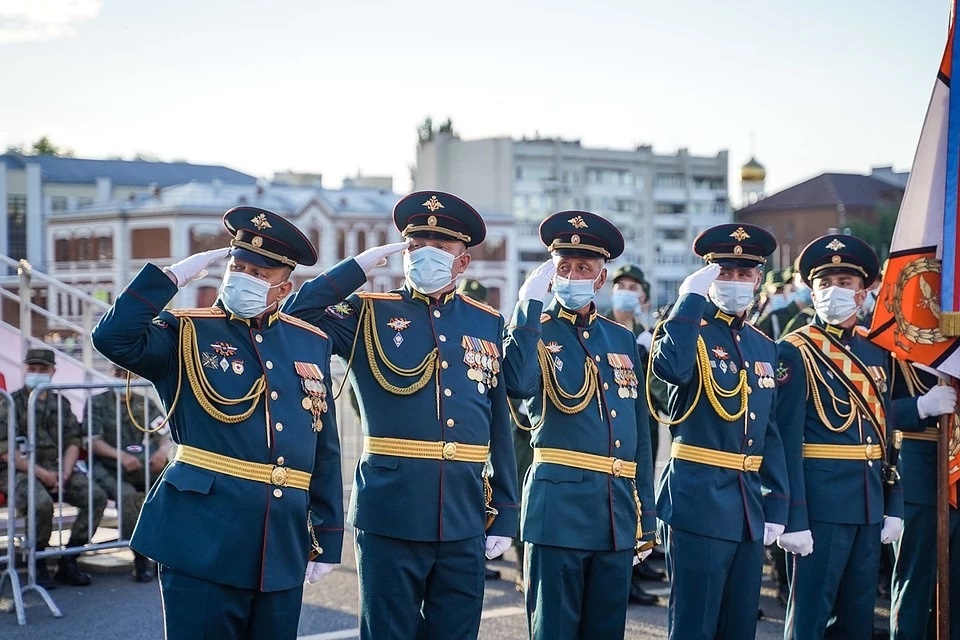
[358,292,403,300]
[458,294,499,317]
[278,313,328,338]
[170,307,225,318]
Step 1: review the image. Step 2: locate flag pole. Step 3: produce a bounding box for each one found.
[936,405,950,639]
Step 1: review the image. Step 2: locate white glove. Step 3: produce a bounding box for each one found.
[164,247,231,287]
[777,530,814,556]
[636,330,653,352]
[917,385,958,419]
[484,535,512,560]
[354,240,410,274]
[763,522,785,546]
[881,516,904,544]
[519,260,556,303]
[304,561,334,584]
[678,263,721,298]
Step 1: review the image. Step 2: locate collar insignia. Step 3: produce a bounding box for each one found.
[423,195,444,212]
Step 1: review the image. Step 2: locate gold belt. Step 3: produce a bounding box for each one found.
[174,445,311,491]
[363,436,490,463]
[670,442,763,472]
[533,447,637,479]
[901,428,939,442]
[801,443,884,460]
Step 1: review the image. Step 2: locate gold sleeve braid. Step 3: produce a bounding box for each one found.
[361,297,438,395]
[645,322,748,425]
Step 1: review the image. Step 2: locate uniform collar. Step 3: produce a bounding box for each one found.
[219,302,281,330]
[405,284,457,307]
[814,316,857,342]
[551,300,598,327]
[705,301,745,330]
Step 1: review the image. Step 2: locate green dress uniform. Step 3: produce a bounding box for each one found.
[775,234,907,640]
[92,207,343,640]
[282,191,519,640]
[652,224,789,640]
[502,211,657,640]
[888,360,960,639]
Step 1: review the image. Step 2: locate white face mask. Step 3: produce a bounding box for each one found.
[708,280,756,315]
[24,372,52,388]
[814,286,860,325]
[219,271,282,318]
[404,246,459,294]
[553,273,601,310]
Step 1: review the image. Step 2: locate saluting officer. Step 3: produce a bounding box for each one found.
[282,191,519,640]
[775,234,907,639]
[651,223,789,640]
[502,211,658,640]
[887,359,958,639]
[92,207,344,640]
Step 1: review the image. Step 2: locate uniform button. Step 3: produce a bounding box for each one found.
[868,460,874,467]
[735,335,741,342]
[603,382,610,390]
[277,456,284,465]
[747,439,754,446]
[433,310,441,318]
[446,418,455,427]
[439,335,447,342]
[273,489,282,498]
[749,412,756,420]
[611,410,617,418]
[615,440,621,448]
[595,355,601,362]
[266,361,273,369]
[271,391,279,400]
[275,422,283,432]
[441,361,449,369]
[444,389,452,397]
[255,334,263,343]
[583,331,590,339]
[743,361,749,367]
[866,436,872,443]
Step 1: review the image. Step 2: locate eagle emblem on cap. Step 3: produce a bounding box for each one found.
[729,227,750,241]
[826,239,846,251]
[568,215,588,229]
[423,195,444,212]
[251,213,272,230]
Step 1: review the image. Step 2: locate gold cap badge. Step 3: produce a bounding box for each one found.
[568,215,588,229]
[251,213,272,230]
[423,195,444,212]
[826,239,846,252]
[730,227,750,241]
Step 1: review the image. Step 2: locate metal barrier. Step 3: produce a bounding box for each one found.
[0,379,159,625]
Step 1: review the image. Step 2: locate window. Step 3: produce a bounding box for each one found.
[692,176,725,190]
[190,229,232,254]
[656,203,687,215]
[7,195,27,259]
[76,197,93,208]
[655,174,686,189]
[657,229,686,241]
[336,228,346,260]
[96,235,113,260]
[132,228,171,259]
[50,196,68,212]
[76,237,91,261]
[586,168,631,186]
[356,230,367,254]
[55,238,70,262]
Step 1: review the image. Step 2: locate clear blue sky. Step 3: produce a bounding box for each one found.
[0,0,952,197]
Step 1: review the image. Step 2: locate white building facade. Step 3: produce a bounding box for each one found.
[416,134,733,307]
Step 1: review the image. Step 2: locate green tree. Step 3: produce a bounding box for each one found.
[417,117,455,146]
[847,199,900,263]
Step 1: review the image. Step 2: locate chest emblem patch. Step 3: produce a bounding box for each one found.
[387,317,411,332]
[545,341,563,354]
[711,346,729,360]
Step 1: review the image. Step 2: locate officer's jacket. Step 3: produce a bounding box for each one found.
[888,360,942,507]
[502,298,657,552]
[91,264,343,592]
[776,318,907,531]
[282,258,520,542]
[652,294,788,542]
[0,387,84,474]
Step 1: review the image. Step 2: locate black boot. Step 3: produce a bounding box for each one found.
[628,582,659,606]
[55,555,92,586]
[133,552,155,583]
[34,558,57,590]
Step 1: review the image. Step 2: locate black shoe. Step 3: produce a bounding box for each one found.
[628,584,659,606]
[484,566,501,580]
[55,558,92,587]
[133,553,156,583]
[634,561,667,582]
[34,560,57,590]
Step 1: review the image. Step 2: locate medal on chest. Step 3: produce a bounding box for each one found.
[294,362,328,432]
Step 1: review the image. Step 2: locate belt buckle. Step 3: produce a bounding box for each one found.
[742,455,758,472]
[271,466,288,487]
[863,444,875,459]
[611,458,624,477]
[442,442,458,460]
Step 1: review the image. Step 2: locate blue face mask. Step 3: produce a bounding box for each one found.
[553,274,600,310]
[24,373,52,388]
[404,246,458,294]
[768,293,790,312]
[611,289,642,314]
[219,271,280,318]
[793,283,813,306]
